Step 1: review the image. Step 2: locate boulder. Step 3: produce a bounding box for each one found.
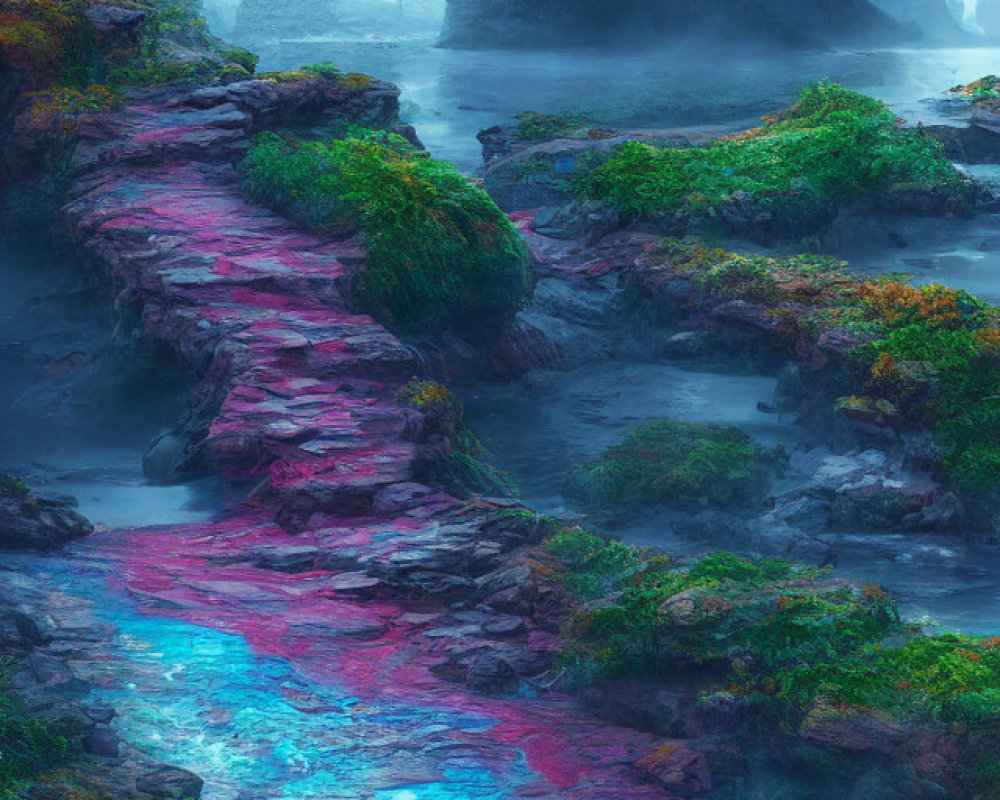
[800,705,909,753]
[136,766,204,799]
[0,477,93,550]
[636,740,712,796]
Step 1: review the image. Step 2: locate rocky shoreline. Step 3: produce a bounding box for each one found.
[4,2,1000,798]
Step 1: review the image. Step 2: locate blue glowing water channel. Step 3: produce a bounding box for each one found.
[11,547,539,800]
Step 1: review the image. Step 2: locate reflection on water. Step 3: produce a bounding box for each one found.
[834,207,1000,302]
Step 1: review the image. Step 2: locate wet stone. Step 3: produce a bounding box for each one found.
[251,545,319,573]
[466,652,518,695]
[84,724,120,757]
[326,571,382,597]
[135,766,205,799]
[482,614,527,637]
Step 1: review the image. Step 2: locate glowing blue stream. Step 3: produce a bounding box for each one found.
[16,553,537,800]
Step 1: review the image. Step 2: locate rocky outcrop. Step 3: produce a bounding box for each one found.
[0,556,203,798]
[0,476,93,550]
[442,0,907,49]
[0,43,680,796]
[870,0,970,41]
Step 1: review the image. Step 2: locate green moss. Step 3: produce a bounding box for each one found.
[564,419,777,513]
[777,634,1000,724]
[400,380,512,498]
[0,664,73,795]
[515,110,589,141]
[240,129,531,334]
[577,82,970,234]
[547,527,897,681]
[643,240,1000,493]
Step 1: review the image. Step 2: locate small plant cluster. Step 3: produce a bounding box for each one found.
[547,527,897,682]
[515,110,593,141]
[28,83,121,133]
[0,663,73,799]
[400,380,512,498]
[645,239,1000,492]
[241,129,531,334]
[564,419,777,514]
[948,74,1000,104]
[576,82,970,235]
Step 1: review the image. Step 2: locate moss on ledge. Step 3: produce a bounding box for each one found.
[574,82,973,237]
[637,239,1000,494]
[564,419,777,514]
[400,380,512,499]
[240,129,532,335]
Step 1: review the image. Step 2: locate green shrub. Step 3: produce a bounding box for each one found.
[0,666,72,791]
[777,634,1000,723]
[547,527,898,680]
[241,130,531,334]
[515,110,589,141]
[577,82,968,233]
[564,419,776,513]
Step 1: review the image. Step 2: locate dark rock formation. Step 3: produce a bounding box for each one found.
[871,0,971,41]
[0,476,93,550]
[442,0,907,49]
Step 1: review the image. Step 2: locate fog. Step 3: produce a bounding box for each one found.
[204,0,998,170]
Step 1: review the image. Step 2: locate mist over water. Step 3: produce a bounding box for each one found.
[211,0,1000,170]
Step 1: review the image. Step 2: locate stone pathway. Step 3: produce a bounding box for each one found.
[31,77,674,798]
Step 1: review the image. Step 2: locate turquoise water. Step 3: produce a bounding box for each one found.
[14,550,539,800]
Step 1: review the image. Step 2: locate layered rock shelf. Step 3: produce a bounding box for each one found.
[20,70,673,797]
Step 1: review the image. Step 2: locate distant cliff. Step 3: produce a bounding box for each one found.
[870,0,970,41]
[441,0,910,49]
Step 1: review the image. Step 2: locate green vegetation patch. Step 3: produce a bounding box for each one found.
[564,419,776,513]
[241,129,532,334]
[577,82,971,234]
[516,110,592,141]
[778,634,1000,725]
[948,74,1000,104]
[400,380,512,498]
[0,665,73,799]
[645,239,1000,493]
[548,527,898,682]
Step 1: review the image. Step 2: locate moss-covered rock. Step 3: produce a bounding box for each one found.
[627,239,1000,497]
[240,128,532,336]
[564,419,777,514]
[574,83,974,239]
[400,380,513,498]
[544,524,1000,797]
